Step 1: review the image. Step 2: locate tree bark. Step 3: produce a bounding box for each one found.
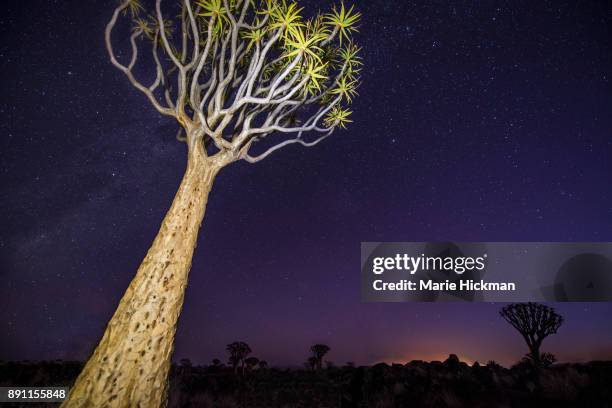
[529,345,541,367]
[62,142,220,408]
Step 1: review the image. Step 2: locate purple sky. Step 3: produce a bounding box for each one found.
[1,0,612,367]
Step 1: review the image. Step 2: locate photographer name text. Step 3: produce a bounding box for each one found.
[370,253,516,292]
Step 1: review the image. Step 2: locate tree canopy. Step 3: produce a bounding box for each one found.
[106,0,362,163]
[500,302,564,366]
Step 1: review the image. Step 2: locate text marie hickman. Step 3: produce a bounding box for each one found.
[370,253,516,292]
[372,279,516,292]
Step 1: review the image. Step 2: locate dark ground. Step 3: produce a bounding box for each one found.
[2,356,611,407]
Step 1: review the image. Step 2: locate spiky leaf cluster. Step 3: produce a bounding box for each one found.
[113,0,362,162]
[324,2,361,44]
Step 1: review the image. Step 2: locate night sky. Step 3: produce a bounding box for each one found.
[1,0,612,368]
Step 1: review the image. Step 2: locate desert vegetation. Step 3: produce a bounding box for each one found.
[2,303,610,407]
[2,355,611,407]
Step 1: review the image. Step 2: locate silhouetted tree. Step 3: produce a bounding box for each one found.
[209,358,223,372]
[486,360,501,370]
[228,355,240,373]
[177,358,192,378]
[258,360,268,369]
[500,302,564,367]
[310,344,330,370]
[307,357,317,371]
[226,341,252,375]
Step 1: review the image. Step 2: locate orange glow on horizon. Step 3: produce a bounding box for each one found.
[376,352,482,367]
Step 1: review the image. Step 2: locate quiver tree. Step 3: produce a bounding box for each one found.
[178,358,192,376]
[62,0,361,407]
[500,302,564,367]
[306,356,317,371]
[310,344,330,370]
[226,341,252,375]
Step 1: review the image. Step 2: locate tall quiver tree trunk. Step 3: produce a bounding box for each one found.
[528,340,543,367]
[62,140,220,408]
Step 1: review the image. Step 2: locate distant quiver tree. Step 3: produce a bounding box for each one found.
[500,302,564,367]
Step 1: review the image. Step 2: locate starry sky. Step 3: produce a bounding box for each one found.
[1,0,612,368]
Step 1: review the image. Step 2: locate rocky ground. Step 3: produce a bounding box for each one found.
[1,356,611,407]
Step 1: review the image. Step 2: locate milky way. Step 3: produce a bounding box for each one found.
[1,0,611,367]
